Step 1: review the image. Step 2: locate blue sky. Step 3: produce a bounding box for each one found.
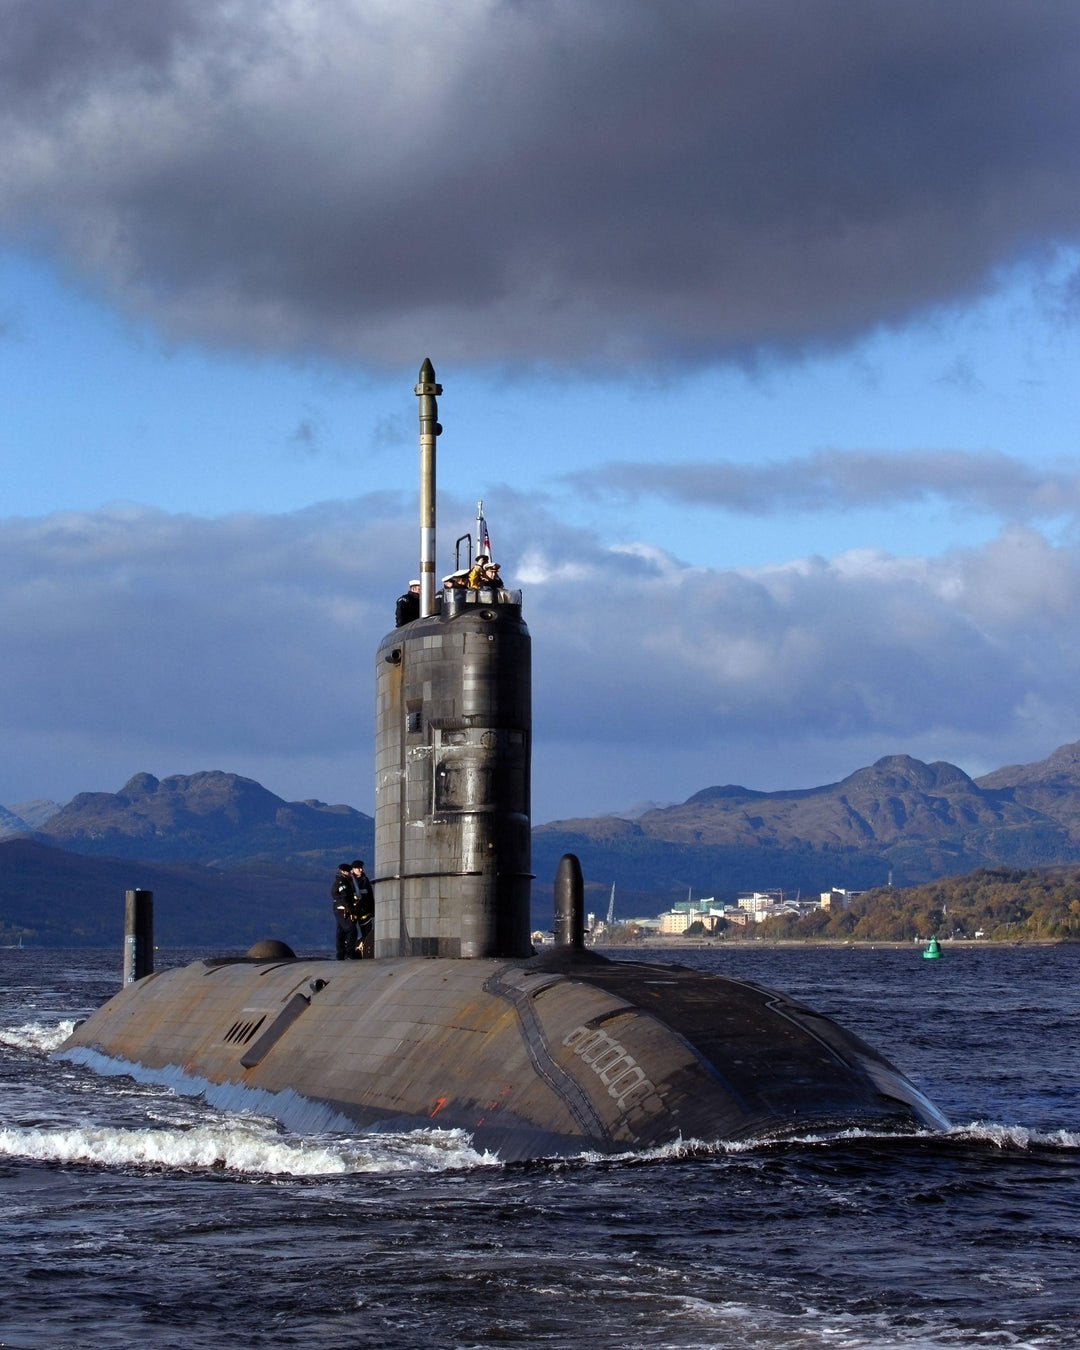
[3,1,1080,823]
[8,252,1079,565]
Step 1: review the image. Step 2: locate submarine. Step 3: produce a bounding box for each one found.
[59,361,947,1161]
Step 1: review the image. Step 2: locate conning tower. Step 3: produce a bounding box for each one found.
[373,360,532,958]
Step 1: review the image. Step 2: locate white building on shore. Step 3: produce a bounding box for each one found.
[648,884,857,933]
[820,888,862,910]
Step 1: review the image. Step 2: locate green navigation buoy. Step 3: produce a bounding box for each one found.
[923,935,942,960]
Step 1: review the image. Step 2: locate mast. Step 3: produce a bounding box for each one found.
[414,358,442,618]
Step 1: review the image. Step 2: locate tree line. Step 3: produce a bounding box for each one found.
[747,866,1080,941]
[602,865,1080,943]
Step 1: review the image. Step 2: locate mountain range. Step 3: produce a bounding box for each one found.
[8,742,1080,942]
[16,770,373,867]
[531,740,1080,909]
[0,772,373,948]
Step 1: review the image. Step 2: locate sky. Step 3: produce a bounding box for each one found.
[3,0,1080,824]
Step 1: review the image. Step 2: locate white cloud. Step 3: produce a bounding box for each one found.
[3,501,1080,819]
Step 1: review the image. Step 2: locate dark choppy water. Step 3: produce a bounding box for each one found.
[2,943,1078,1349]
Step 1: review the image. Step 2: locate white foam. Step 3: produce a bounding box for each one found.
[640,1292,1057,1350]
[947,1121,1080,1150]
[0,1019,77,1054]
[573,1119,1080,1166]
[574,1127,916,1165]
[729,1120,1080,1153]
[0,1121,498,1175]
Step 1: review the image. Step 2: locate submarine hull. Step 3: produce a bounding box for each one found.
[59,949,946,1161]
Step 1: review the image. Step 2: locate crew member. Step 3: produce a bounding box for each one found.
[396,580,420,627]
[467,554,490,588]
[350,859,375,959]
[331,861,358,959]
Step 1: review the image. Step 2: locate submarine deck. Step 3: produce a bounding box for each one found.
[59,948,945,1162]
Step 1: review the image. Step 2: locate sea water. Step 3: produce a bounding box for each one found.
[1,943,1077,1349]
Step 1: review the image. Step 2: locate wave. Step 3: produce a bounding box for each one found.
[0,1018,76,1054]
[946,1120,1080,1150]
[3,1108,1075,1182]
[30,1037,1080,1170]
[635,1292,1059,1350]
[762,1121,1080,1152]
[0,1120,498,1176]
[571,1120,1080,1167]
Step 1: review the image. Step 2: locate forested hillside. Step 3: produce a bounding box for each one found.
[751,867,1080,942]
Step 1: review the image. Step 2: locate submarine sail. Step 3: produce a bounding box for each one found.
[375,361,531,958]
[58,361,947,1160]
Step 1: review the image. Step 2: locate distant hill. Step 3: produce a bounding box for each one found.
[0,804,31,838]
[975,741,1080,830]
[34,771,373,868]
[4,798,62,831]
[0,838,333,949]
[533,745,1080,909]
[12,743,1080,941]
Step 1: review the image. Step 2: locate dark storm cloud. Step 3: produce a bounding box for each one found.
[2,1,1080,365]
[3,501,1080,812]
[570,449,1080,521]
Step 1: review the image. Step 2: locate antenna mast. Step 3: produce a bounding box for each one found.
[414,358,442,617]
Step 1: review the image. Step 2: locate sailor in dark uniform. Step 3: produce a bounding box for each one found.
[331,862,358,959]
[395,580,420,627]
[350,860,375,959]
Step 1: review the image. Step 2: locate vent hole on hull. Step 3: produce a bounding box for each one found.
[223,1016,267,1046]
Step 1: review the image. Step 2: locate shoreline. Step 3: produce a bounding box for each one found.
[589,937,1075,950]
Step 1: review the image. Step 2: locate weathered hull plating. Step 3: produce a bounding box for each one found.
[59,949,946,1161]
[374,591,532,961]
